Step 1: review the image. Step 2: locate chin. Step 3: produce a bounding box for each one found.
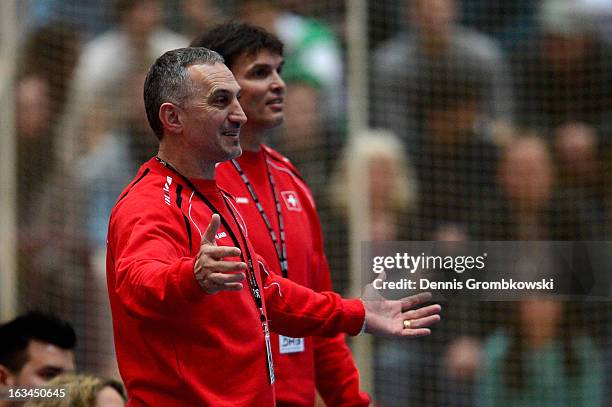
[228,146,242,160]
[264,116,284,130]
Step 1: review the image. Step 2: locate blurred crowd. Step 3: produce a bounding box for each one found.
[9,0,612,406]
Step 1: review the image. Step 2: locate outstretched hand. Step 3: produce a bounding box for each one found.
[194,214,247,294]
[362,282,441,337]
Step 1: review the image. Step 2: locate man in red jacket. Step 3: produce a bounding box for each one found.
[107,47,440,406]
[190,23,371,406]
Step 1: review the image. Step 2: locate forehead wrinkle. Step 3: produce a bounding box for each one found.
[207,81,241,97]
[187,63,240,101]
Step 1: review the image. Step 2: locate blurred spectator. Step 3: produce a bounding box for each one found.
[412,65,501,240]
[328,131,419,407]
[20,22,82,123]
[28,0,184,375]
[16,22,81,227]
[371,0,513,149]
[328,130,417,292]
[56,0,186,165]
[511,0,612,222]
[72,67,154,378]
[178,0,223,39]
[553,123,608,239]
[477,299,603,406]
[554,123,598,188]
[273,77,329,200]
[77,67,155,250]
[0,311,76,406]
[512,0,612,135]
[15,76,51,228]
[24,373,126,407]
[497,135,555,240]
[496,135,604,240]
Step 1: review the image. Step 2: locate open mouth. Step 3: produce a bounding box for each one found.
[222,130,240,137]
[266,97,283,106]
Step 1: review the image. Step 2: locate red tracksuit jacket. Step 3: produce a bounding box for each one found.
[216,147,370,406]
[106,158,365,406]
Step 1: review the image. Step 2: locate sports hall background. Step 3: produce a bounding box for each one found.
[0,0,610,405]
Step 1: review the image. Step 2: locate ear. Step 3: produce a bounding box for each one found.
[0,364,15,386]
[159,102,183,135]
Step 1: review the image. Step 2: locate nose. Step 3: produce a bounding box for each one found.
[229,99,248,126]
[271,70,286,94]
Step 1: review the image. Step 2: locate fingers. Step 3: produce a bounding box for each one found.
[399,291,433,311]
[207,259,248,273]
[194,215,249,294]
[197,273,245,294]
[400,308,441,337]
[202,214,221,245]
[208,271,246,286]
[403,304,442,321]
[401,327,432,338]
[399,300,441,338]
[201,245,242,260]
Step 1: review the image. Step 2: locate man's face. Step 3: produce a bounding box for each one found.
[178,63,247,163]
[499,139,553,211]
[230,50,285,134]
[426,102,477,146]
[10,340,75,387]
[412,0,455,38]
[124,0,162,43]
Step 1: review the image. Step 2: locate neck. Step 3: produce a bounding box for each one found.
[157,144,215,179]
[240,128,265,152]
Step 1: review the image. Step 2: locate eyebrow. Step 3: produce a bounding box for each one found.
[36,366,66,377]
[208,87,241,100]
[248,61,285,71]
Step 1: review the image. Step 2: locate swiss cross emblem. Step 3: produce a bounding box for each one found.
[281,191,302,211]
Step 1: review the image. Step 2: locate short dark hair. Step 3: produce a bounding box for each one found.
[190,22,283,70]
[143,47,224,138]
[0,311,76,373]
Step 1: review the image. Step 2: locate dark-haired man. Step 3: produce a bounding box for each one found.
[0,312,76,407]
[191,23,371,406]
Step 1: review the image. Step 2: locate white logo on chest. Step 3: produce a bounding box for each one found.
[163,176,172,206]
[281,191,302,211]
[235,197,250,204]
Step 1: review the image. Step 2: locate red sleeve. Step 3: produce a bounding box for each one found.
[108,196,204,320]
[257,256,365,338]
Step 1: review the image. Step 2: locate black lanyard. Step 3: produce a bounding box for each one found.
[156,156,275,384]
[155,157,265,316]
[231,153,289,278]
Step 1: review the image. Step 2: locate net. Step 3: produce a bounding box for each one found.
[6,0,611,405]
[365,0,611,405]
